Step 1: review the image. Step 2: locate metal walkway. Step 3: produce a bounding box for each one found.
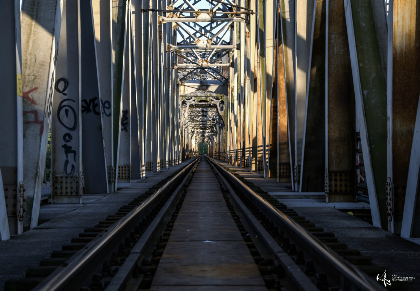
[2,157,399,290]
[0,160,191,291]
[150,159,266,290]
[221,161,420,291]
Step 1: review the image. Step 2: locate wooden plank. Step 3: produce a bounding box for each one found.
[151,161,265,289]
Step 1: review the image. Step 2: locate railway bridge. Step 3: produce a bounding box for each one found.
[0,0,420,290]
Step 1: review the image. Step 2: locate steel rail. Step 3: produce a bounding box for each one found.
[34,159,198,291]
[105,160,200,290]
[208,158,386,291]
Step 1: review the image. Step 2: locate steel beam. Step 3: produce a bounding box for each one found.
[325,0,355,202]
[0,0,23,235]
[388,0,420,234]
[296,0,316,190]
[145,0,152,174]
[0,170,10,240]
[151,0,159,172]
[276,0,291,183]
[280,0,296,189]
[80,0,108,194]
[116,7,132,185]
[112,0,126,178]
[133,0,146,178]
[51,0,83,204]
[93,0,114,191]
[265,0,275,178]
[300,0,325,192]
[131,13,141,180]
[401,100,420,238]
[344,0,387,228]
[159,16,244,23]
[21,0,63,229]
[250,0,257,172]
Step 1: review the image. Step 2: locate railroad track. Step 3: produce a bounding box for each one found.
[5,157,387,291]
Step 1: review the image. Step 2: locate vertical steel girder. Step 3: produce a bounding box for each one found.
[112,0,126,178]
[116,6,132,185]
[296,0,315,190]
[21,0,62,230]
[0,171,10,240]
[325,0,355,203]
[131,6,141,180]
[93,0,115,191]
[344,0,387,228]
[276,0,290,183]
[281,0,296,189]
[80,0,109,194]
[52,0,83,203]
[0,0,22,237]
[300,0,325,192]
[5,0,420,238]
[389,0,420,236]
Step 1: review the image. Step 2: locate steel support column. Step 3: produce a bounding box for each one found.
[0,0,22,235]
[388,0,420,234]
[52,0,83,203]
[344,0,387,228]
[21,0,63,229]
[80,0,108,194]
[93,0,114,191]
[325,0,355,202]
[116,7,132,185]
[300,0,326,191]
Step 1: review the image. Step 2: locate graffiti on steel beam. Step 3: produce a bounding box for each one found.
[82,97,100,115]
[121,110,129,132]
[55,78,78,176]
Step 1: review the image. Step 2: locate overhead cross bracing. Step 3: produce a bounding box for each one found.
[1,0,420,242]
[162,0,250,169]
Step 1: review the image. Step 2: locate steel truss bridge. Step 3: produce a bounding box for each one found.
[1,0,420,242]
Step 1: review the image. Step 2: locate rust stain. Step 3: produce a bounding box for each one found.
[327,0,354,172]
[276,23,289,169]
[392,0,420,219]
